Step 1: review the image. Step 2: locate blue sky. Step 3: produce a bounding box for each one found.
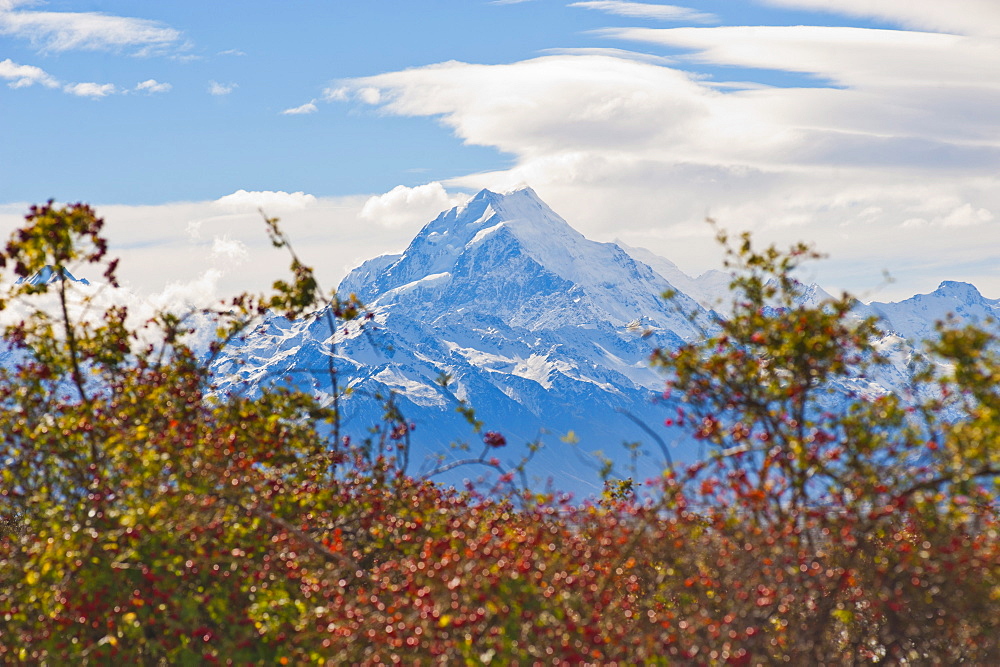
[2,0,999,302]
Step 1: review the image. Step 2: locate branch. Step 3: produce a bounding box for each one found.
[900,466,1000,499]
[615,408,672,468]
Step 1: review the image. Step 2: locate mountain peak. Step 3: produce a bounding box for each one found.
[430,186,573,236]
[470,184,542,203]
[341,186,585,302]
[935,280,982,300]
[338,184,713,342]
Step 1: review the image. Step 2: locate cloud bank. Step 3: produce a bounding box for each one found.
[0,191,406,306]
[322,12,1000,299]
[214,190,318,212]
[759,0,1000,38]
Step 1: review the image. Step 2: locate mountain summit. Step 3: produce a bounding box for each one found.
[342,187,709,341]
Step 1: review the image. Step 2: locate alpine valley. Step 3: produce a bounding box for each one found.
[210,187,1000,495]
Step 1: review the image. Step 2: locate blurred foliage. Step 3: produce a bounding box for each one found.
[0,204,996,664]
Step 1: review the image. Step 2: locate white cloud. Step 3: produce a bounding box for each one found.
[0,57,127,99]
[599,26,991,89]
[281,100,318,115]
[357,87,381,104]
[208,80,237,96]
[218,48,246,56]
[759,0,1000,38]
[0,194,425,305]
[0,6,182,55]
[568,2,714,22]
[321,86,381,105]
[333,56,734,164]
[323,86,350,102]
[596,26,1000,149]
[63,81,116,98]
[1,59,168,100]
[0,58,58,88]
[147,269,223,311]
[360,183,470,228]
[135,78,171,93]
[214,189,318,212]
[541,47,675,64]
[210,235,249,263]
[941,203,993,228]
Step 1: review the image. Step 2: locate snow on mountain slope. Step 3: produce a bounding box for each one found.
[867,281,1000,345]
[616,241,731,312]
[212,187,997,495]
[215,188,715,493]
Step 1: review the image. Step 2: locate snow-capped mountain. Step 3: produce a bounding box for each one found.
[868,281,1000,345]
[212,187,999,494]
[214,188,717,492]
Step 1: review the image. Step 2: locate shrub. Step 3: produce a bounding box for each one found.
[0,204,996,664]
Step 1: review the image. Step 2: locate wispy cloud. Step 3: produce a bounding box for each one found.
[0,58,59,88]
[63,81,116,98]
[541,47,675,64]
[599,26,991,91]
[208,80,237,96]
[218,48,246,57]
[0,5,183,55]
[1,57,123,98]
[281,100,318,115]
[210,235,249,263]
[135,78,171,94]
[568,1,714,22]
[759,0,1000,38]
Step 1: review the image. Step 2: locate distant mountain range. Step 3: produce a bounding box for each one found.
[210,187,1000,495]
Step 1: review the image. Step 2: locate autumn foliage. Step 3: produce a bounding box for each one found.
[0,203,997,664]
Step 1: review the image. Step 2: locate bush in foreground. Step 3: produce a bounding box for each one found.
[0,203,996,664]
